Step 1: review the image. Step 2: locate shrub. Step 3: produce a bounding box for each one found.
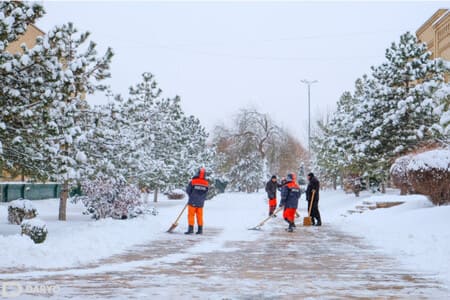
[7,199,37,225]
[390,155,413,195]
[74,179,145,220]
[21,218,48,244]
[167,189,186,200]
[407,149,450,205]
[343,176,362,196]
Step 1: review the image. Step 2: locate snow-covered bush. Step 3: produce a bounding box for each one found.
[21,218,48,244]
[343,176,362,196]
[7,200,37,225]
[390,155,413,195]
[407,149,450,205]
[141,206,159,216]
[75,179,144,220]
[167,189,186,200]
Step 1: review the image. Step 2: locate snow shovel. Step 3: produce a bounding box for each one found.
[303,190,316,226]
[249,206,284,230]
[167,203,188,233]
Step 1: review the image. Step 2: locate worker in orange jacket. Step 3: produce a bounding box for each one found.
[185,167,209,235]
[279,173,301,232]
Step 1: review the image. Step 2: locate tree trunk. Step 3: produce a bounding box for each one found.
[153,187,158,203]
[400,184,408,195]
[333,176,337,190]
[381,182,386,194]
[58,180,69,221]
[144,189,150,204]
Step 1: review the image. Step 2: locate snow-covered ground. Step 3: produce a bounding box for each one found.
[0,196,178,269]
[322,190,450,287]
[0,189,449,296]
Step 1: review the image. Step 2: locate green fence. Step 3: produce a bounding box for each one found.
[0,183,61,202]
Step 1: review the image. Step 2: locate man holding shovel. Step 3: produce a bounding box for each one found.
[306,172,321,226]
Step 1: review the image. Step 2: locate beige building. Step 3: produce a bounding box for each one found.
[5,24,44,54]
[416,8,450,61]
[2,24,44,182]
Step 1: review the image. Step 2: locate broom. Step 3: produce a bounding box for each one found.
[303,189,316,226]
[248,206,284,230]
[167,203,188,233]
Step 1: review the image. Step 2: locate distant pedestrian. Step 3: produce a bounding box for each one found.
[279,173,301,232]
[306,172,321,226]
[185,167,209,235]
[265,175,279,217]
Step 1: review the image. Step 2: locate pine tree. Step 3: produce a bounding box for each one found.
[120,72,211,199]
[0,2,66,180]
[35,23,114,220]
[361,32,447,184]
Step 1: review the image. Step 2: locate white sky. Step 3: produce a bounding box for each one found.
[36,1,448,145]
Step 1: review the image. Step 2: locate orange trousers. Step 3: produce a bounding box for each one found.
[283,207,296,222]
[268,198,277,215]
[188,205,203,226]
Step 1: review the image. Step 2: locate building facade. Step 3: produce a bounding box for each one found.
[5,24,44,54]
[416,8,450,61]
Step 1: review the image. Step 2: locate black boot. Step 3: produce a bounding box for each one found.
[315,212,322,226]
[196,226,203,235]
[184,225,194,235]
[287,222,294,232]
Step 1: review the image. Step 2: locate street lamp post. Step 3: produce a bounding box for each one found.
[300,79,318,153]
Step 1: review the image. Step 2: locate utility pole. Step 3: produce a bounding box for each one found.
[300,79,318,153]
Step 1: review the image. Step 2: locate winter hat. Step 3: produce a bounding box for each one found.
[196,167,206,179]
[271,175,277,180]
[286,173,293,182]
[308,172,314,178]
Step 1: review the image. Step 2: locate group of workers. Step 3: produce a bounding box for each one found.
[182,167,321,235]
[265,172,321,232]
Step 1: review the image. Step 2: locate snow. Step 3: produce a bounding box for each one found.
[8,199,36,212]
[0,189,449,290]
[407,149,450,171]
[75,151,87,163]
[0,197,168,269]
[310,190,450,287]
[21,218,46,229]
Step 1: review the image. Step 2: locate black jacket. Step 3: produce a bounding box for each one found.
[306,176,320,203]
[265,180,278,199]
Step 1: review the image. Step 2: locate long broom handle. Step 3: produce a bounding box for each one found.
[308,190,316,217]
[257,206,284,227]
[173,203,188,225]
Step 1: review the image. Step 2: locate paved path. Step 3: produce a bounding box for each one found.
[2,222,448,299]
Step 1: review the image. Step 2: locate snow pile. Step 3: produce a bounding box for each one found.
[8,199,37,211]
[406,149,450,172]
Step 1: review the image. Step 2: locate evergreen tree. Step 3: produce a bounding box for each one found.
[120,73,210,199]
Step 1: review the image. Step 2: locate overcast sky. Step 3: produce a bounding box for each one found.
[36,1,448,145]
